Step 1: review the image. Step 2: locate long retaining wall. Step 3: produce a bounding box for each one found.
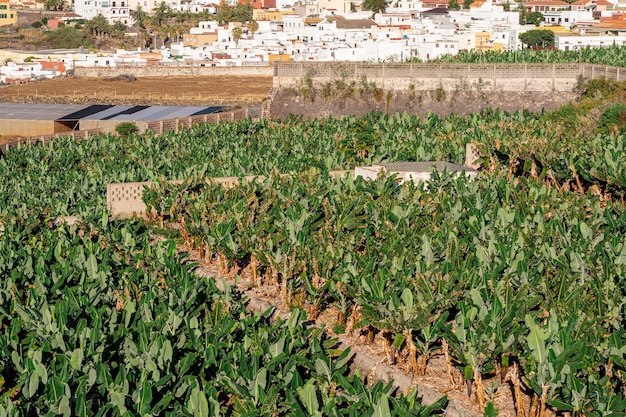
[273,62,624,92]
[74,65,273,78]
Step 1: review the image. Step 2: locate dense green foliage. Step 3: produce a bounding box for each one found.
[45,26,94,49]
[2,80,626,415]
[519,30,555,49]
[433,44,626,65]
[0,217,444,415]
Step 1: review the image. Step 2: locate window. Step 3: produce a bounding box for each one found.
[0,13,6,18]
[0,5,6,9]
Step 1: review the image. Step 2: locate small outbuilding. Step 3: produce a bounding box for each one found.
[355,161,478,184]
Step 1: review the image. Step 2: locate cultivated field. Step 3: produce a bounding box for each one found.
[0,75,273,105]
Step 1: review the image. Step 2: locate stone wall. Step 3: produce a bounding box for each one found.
[273,62,585,92]
[74,65,274,78]
[269,89,577,120]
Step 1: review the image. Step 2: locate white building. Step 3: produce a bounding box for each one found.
[556,34,626,50]
[74,0,131,24]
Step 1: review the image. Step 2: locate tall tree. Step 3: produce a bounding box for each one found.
[132,5,147,28]
[519,29,555,48]
[448,0,461,10]
[232,26,243,45]
[248,19,259,36]
[526,11,544,26]
[153,1,172,26]
[84,14,111,47]
[361,0,386,14]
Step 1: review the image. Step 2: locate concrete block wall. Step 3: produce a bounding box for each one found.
[107,182,151,218]
[1,129,102,153]
[273,62,589,92]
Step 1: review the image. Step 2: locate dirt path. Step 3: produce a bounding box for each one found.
[0,75,273,106]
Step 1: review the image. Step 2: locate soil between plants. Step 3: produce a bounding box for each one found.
[178,237,530,417]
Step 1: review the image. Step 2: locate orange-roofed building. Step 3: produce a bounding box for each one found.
[525,0,570,12]
[422,0,449,8]
[40,61,66,74]
[571,0,615,11]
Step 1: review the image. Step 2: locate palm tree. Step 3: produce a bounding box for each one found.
[153,1,172,26]
[248,19,259,36]
[132,5,147,28]
[232,26,243,45]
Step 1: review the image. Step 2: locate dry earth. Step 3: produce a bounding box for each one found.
[0,75,274,106]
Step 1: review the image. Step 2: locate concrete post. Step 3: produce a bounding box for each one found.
[465,143,481,169]
[552,63,556,90]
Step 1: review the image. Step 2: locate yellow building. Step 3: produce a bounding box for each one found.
[268,53,291,63]
[253,9,282,21]
[183,33,218,47]
[0,0,17,26]
[475,31,491,51]
[253,8,295,21]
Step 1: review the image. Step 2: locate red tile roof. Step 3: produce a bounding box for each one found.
[525,0,570,5]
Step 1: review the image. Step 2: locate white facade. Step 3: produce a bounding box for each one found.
[74,0,131,24]
[542,9,593,26]
[556,34,626,50]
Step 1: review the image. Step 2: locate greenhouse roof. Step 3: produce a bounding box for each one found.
[0,103,224,122]
[0,103,87,120]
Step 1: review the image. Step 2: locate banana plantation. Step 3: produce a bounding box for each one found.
[1,73,626,416]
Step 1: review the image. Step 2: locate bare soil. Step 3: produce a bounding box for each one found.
[0,75,274,106]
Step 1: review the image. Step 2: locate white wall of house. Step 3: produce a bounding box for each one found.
[74,0,131,23]
[542,9,593,26]
[556,34,626,50]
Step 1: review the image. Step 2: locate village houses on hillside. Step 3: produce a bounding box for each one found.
[2,0,626,81]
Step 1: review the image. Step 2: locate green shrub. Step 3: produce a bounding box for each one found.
[115,122,139,138]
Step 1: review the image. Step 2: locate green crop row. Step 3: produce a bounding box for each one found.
[1,78,626,415]
[0,217,446,416]
[143,166,626,417]
[432,45,626,66]
[2,98,626,225]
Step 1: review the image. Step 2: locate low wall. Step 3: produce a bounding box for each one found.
[108,170,351,218]
[0,129,102,153]
[74,66,274,78]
